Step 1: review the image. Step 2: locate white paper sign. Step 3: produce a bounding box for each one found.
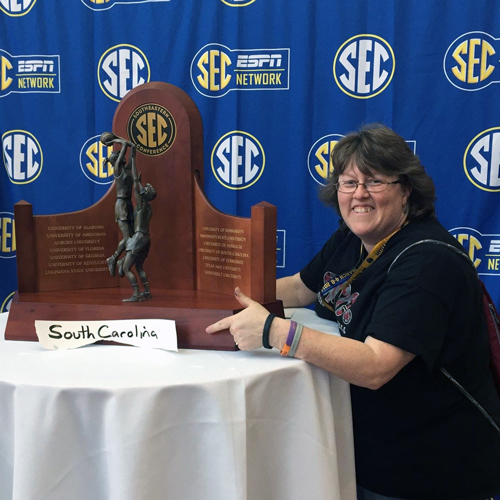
[35,319,178,351]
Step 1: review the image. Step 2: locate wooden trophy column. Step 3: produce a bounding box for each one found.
[5,82,283,350]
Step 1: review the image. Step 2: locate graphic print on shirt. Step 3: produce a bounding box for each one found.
[321,271,359,325]
[334,285,359,324]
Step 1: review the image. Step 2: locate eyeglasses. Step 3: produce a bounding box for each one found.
[334,179,401,193]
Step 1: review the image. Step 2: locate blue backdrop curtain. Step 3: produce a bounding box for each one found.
[1,2,500,497]
[1,2,499,331]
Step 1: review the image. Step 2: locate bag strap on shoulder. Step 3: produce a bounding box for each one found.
[387,238,473,275]
[387,238,500,436]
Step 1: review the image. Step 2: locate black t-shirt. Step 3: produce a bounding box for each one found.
[300,217,500,500]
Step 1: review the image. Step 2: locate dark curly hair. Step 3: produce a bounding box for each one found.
[320,124,436,223]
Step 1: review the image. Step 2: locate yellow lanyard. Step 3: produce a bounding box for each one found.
[318,225,405,312]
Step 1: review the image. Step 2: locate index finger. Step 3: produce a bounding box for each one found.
[206,315,233,334]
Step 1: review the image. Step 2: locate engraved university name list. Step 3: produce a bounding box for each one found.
[44,224,108,276]
[198,226,250,281]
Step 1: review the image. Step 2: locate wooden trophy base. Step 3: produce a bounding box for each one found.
[5,289,284,351]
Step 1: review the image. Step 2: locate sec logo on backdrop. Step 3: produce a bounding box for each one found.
[81,0,170,10]
[2,130,43,184]
[98,44,150,102]
[191,43,290,98]
[80,136,114,184]
[333,34,395,99]
[450,227,500,275]
[276,230,286,269]
[0,49,61,97]
[0,291,14,313]
[220,0,256,5]
[464,127,500,192]
[308,134,416,185]
[444,31,500,91]
[308,134,344,185]
[211,131,265,189]
[0,212,16,259]
[0,0,37,16]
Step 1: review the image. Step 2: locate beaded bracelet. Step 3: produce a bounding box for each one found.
[262,313,276,349]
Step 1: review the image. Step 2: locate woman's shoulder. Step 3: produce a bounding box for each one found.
[301,226,361,282]
[386,217,474,284]
[394,217,463,252]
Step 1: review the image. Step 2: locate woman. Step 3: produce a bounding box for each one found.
[206,124,500,500]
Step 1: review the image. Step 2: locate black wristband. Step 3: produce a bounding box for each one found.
[262,313,276,349]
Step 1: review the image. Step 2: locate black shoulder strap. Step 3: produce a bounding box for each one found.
[387,238,500,436]
[387,238,473,275]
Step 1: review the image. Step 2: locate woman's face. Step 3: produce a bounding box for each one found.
[338,163,411,251]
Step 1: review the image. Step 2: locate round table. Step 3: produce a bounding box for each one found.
[0,310,355,500]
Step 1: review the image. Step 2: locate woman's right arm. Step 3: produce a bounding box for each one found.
[276,272,317,308]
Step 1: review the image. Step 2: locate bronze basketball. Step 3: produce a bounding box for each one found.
[100,131,116,145]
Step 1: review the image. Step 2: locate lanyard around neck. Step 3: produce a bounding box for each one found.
[319,225,404,303]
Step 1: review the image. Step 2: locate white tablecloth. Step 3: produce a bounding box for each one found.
[0,310,355,500]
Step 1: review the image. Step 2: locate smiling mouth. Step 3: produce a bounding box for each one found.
[353,207,374,213]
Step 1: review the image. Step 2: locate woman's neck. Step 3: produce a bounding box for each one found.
[361,218,409,254]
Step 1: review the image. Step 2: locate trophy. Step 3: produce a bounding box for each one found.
[5,82,283,350]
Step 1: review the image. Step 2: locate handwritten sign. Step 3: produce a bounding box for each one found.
[35,319,178,351]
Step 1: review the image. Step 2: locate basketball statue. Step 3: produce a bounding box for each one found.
[101,132,157,302]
